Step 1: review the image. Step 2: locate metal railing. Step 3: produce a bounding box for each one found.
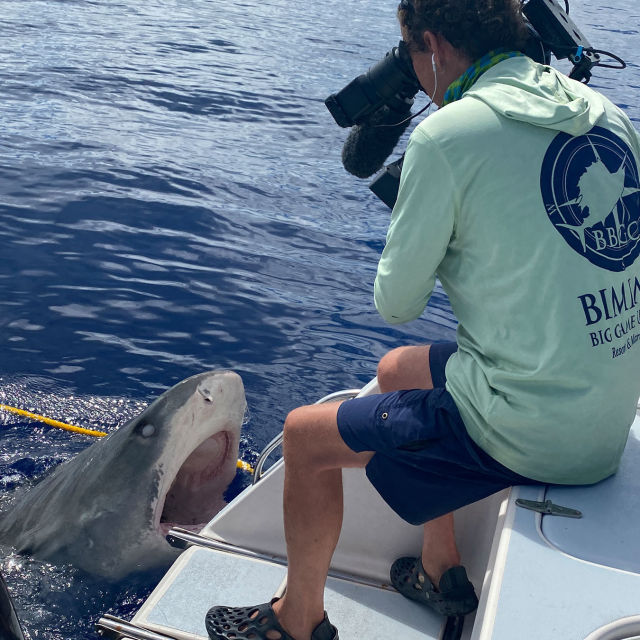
[166,527,393,591]
[96,615,178,640]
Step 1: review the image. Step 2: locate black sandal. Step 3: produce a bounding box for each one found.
[390,557,478,617]
[205,598,338,640]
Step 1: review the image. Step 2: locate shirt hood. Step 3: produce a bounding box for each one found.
[463,56,605,137]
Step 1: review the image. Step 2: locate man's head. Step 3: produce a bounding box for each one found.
[398,0,527,60]
[396,0,527,105]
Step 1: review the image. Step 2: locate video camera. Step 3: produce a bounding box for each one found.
[325,0,626,209]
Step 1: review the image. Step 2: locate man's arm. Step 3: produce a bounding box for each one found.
[374,127,458,324]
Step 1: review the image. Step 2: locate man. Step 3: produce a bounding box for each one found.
[205,1,640,638]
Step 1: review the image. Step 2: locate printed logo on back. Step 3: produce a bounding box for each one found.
[541,126,640,272]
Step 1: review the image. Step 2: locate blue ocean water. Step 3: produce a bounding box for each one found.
[0,0,638,637]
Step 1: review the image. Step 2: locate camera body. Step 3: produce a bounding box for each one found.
[325,0,611,208]
[325,40,421,130]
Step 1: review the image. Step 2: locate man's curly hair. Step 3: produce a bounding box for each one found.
[398,0,528,60]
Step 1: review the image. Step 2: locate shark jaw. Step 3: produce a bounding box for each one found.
[156,427,235,535]
[147,377,246,538]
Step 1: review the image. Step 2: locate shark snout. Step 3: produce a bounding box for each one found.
[196,371,245,407]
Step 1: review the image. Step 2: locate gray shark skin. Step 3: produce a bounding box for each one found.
[0,371,246,581]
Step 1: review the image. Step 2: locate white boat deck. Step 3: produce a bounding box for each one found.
[116,393,640,640]
[134,547,443,640]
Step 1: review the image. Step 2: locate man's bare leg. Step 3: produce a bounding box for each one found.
[271,403,373,640]
[378,345,461,587]
[420,512,461,586]
[270,343,457,638]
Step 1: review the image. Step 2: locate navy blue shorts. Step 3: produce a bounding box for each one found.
[337,342,539,525]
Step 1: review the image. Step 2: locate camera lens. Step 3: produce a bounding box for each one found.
[325,41,421,128]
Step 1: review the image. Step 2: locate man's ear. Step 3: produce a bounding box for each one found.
[422,30,439,62]
[424,30,455,69]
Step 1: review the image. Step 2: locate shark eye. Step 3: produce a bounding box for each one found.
[140,423,156,438]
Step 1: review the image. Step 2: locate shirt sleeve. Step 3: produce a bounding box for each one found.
[374,126,457,324]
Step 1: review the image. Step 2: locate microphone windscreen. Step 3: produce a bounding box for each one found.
[341,105,411,179]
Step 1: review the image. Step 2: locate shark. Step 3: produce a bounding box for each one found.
[0,370,246,580]
[0,571,25,640]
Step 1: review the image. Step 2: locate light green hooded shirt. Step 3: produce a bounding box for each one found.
[374,56,640,484]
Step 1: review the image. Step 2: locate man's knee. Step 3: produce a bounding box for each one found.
[282,405,332,469]
[377,347,405,391]
[282,406,309,449]
[377,345,432,392]
[282,404,371,470]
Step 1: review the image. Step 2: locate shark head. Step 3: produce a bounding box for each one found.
[118,370,246,535]
[0,370,246,580]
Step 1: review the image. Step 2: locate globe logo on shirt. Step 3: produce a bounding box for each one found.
[541,126,640,272]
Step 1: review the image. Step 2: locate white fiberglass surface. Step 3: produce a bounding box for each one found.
[540,416,640,574]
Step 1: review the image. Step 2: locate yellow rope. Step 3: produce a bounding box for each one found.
[0,404,108,437]
[236,460,254,473]
[0,404,255,473]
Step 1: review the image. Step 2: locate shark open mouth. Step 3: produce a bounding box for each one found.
[158,430,232,534]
